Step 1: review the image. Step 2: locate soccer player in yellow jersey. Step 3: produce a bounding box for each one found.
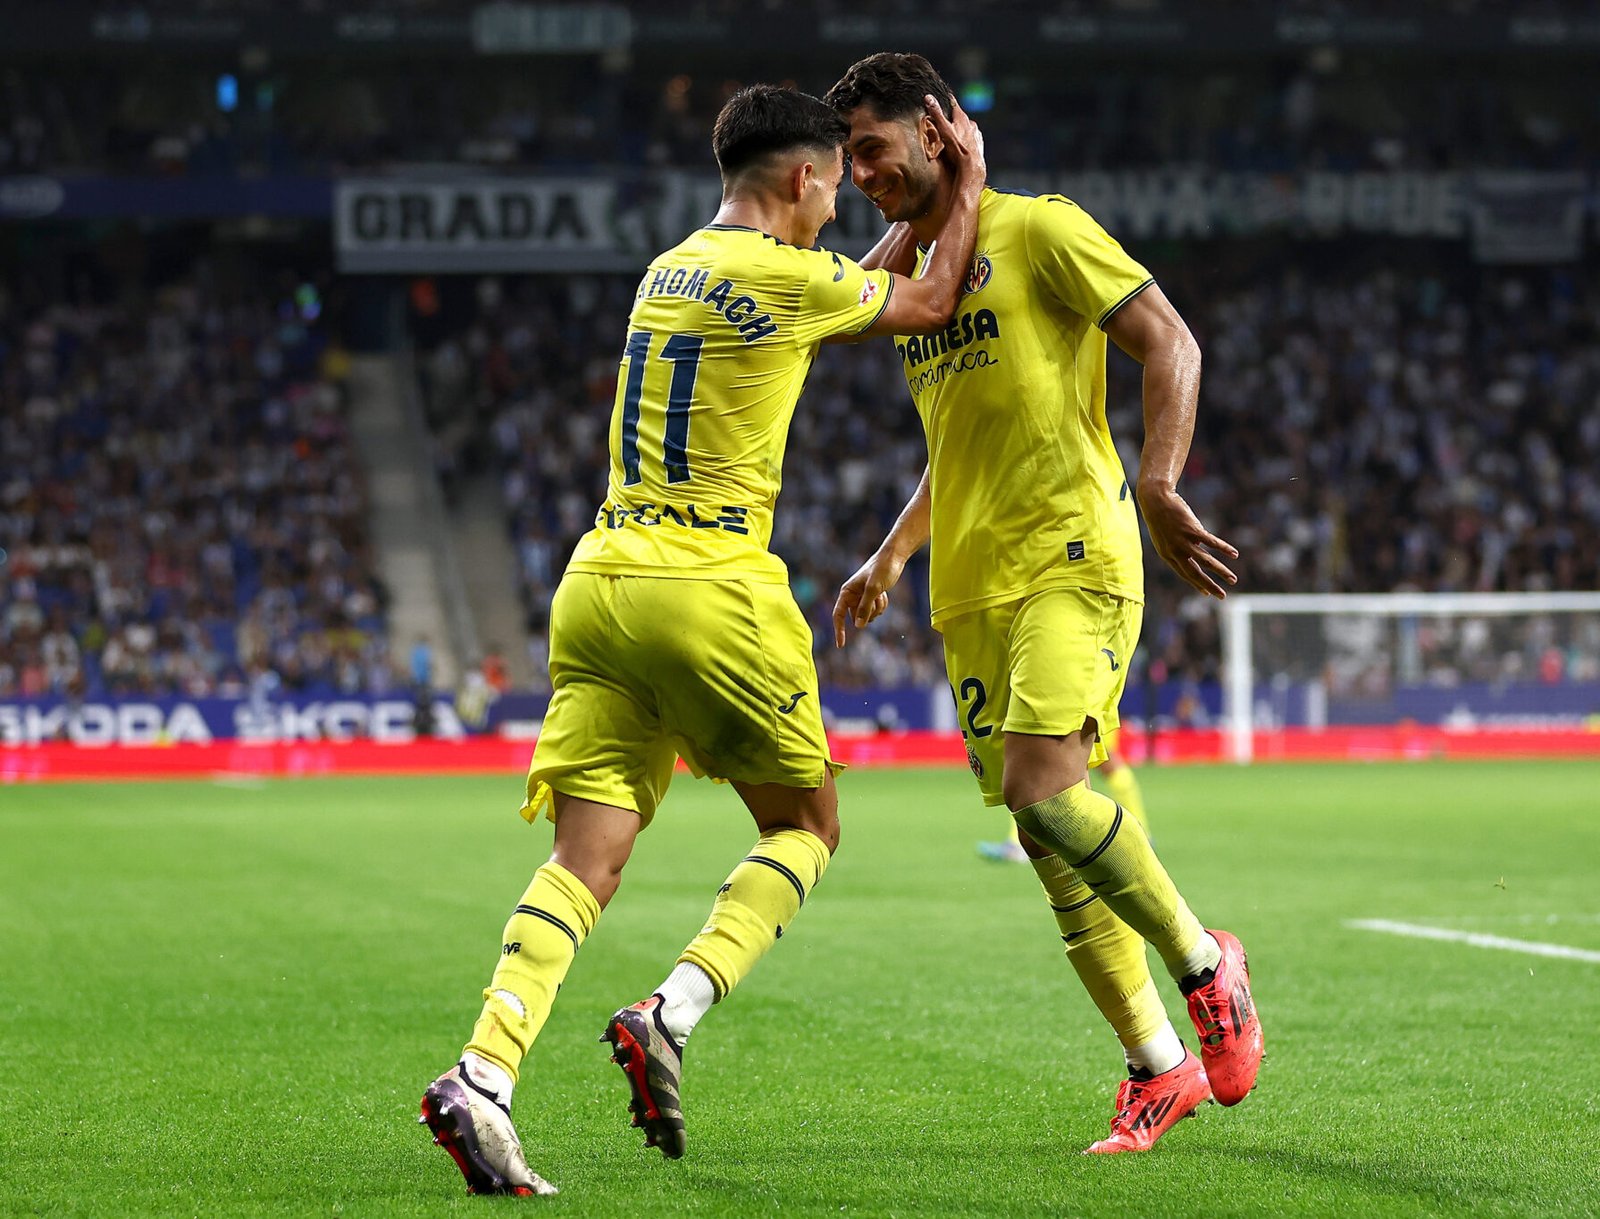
[827,54,1263,1155]
[419,84,987,1195]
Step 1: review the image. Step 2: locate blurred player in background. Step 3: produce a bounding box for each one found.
[420,84,987,1195]
[828,53,1262,1155]
[979,746,1147,862]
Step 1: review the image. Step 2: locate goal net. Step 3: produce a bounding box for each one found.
[1219,592,1600,762]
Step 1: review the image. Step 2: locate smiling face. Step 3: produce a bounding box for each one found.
[842,104,944,224]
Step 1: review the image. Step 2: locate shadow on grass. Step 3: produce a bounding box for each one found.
[1211,1142,1516,1214]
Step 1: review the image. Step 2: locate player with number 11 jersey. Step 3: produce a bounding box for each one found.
[419,84,987,1201]
[569,225,892,585]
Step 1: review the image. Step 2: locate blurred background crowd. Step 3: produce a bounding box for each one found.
[0,267,393,699]
[3,0,1598,707]
[7,45,1600,178]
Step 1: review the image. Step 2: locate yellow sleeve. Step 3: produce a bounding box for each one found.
[1025,196,1154,328]
[791,248,894,346]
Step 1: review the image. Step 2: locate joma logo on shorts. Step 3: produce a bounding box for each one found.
[777,692,807,714]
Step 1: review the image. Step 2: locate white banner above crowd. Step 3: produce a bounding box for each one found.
[335,169,1590,273]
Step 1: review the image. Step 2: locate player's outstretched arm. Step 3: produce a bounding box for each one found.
[1104,285,1239,599]
[857,97,985,337]
[833,465,931,647]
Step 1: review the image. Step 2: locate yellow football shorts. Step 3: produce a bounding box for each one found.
[938,585,1142,806]
[521,572,840,827]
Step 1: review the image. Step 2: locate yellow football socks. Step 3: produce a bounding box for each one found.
[1030,853,1168,1049]
[1013,781,1216,981]
[464,860,601,1081]
[678,827,831,999]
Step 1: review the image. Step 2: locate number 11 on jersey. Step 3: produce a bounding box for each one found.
[620,329,704,486]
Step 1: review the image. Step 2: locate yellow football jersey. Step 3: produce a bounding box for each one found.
[901,188,1153,625]
[568,224,893,582]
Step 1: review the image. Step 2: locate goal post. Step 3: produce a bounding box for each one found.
[1219,591,1600,763]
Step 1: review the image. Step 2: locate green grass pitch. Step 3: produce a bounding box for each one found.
[4,760,1599,1217]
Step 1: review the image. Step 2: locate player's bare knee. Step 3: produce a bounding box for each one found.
[1001,770,1037,812]
[548,852,624,908]
[1002,729,1092,809]
[1002,762,1066,812]
[808,807,842,854]
[587,870,624,909]
[548,793,640,908]
[738,775,840,852]
[783,791,840,853]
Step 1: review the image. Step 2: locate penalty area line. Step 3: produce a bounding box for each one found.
[1346,919,1600,964]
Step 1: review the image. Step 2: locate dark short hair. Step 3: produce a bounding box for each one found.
[825,52,954,123]
[711,85,851,177]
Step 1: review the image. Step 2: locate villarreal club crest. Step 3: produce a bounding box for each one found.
[965,253,993,295]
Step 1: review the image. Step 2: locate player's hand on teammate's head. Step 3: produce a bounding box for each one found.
[1137,485,1239,599]
[925,94,985,187]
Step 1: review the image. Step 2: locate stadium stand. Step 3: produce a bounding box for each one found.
[5,50,1599,176]
[5,16,1599,706]
[0,269,397,700]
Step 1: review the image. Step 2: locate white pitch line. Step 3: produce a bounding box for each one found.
[1346,919,1600,964]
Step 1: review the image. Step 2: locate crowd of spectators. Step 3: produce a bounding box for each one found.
[10,243,1595,706]
[6,47,1600,178]
[0,269,399,701]
[421,247,1600,697]
[7,20,1600,709]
